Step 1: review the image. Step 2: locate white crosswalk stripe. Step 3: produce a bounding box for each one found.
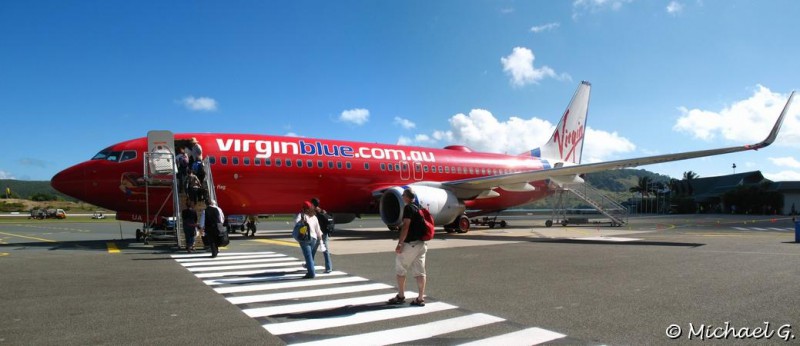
[732,226,793,231]
[171,251,568,345]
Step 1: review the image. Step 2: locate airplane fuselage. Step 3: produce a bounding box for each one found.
[52,134,552,223]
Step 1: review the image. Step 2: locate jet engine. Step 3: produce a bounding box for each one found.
[379,185,465,227]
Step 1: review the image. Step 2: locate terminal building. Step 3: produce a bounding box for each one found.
[672,171,800,215]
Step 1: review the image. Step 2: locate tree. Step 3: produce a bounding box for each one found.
[682,171,699,196]
[629,176,652,198]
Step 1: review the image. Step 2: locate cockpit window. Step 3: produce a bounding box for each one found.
[91,148,113,160]
[120,151,137,162]
[91,148,125,162]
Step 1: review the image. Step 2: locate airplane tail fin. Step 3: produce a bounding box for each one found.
[523,81,591,165]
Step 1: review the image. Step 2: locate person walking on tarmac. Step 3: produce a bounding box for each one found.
[181,201,198,253]
[245,214,258,237]
[387,188,428,307]
[200,200,225,258]
[295,201,325,279]
[311,198,333,273]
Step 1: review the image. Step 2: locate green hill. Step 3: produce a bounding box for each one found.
[0,179,75,201]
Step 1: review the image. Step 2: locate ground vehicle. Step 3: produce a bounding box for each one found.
[91,211,106,219]
[153,216,176,230]
[226,214,246,233]
[29,208,66,219]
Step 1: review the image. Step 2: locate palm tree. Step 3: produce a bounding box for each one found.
[629,176,652,198]
[682,171,699,196]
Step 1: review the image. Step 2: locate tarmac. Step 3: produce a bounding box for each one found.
[0,214,798,344]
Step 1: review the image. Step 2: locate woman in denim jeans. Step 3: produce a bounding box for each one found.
[295,201,325,279]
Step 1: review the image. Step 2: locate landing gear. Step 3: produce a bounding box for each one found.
[458,215,470,233]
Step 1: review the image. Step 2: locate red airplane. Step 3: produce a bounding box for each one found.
[51,82,794,232]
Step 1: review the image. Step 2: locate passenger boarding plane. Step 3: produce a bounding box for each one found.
[51,82,795,232]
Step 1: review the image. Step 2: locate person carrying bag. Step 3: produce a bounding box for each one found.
[201,200,226,258]
[294,201,325,279]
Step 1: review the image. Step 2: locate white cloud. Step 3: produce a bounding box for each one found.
[501,47,568,87]
[530,22,560,33]
[406,109,635,162]
[182,96,218,111]
[285,132,300,137]
[666,1,684,15]
[397,136,413,146]
[500,7,514,14]
[581,128,637,163]
[768,156,800,168]
[340,108,370,125]
[572,0,632,19]
[393,117,416,129]
[673,85,800,146]
[764,170,800,181]
[0,170,15,179]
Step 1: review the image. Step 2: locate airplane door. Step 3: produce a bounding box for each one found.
[399,161,410,180]
[413,162,423,181]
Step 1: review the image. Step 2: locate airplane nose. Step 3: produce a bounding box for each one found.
[51,164,85,200]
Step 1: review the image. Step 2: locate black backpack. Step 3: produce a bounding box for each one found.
[317,212,335,235]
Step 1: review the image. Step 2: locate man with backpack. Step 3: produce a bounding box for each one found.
[387,188,428,307]
[311,198,333,273]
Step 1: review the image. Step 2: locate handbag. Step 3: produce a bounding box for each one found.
[292,212,311,242]
[218,228,230,247]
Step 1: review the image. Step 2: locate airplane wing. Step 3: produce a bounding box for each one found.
[441,91,795,194]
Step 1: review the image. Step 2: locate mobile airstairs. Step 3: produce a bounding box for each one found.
[136,130,216,248]
[546,182,628,227]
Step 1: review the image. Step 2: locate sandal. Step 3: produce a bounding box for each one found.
[410,297,425,307]
[387,294,405,305]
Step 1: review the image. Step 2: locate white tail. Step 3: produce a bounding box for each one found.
[523,81,591,165]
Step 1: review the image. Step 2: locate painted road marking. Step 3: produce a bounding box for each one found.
[106,242,120,253]
[172,251,568,345]
[0,231,57,243]
[289,313,505,346]
[459,327,567,345]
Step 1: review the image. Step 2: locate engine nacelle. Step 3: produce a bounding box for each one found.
[379,185,465,227]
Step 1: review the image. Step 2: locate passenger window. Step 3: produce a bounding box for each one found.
[423,166,429,172]
[120,151,137,162]
[307,160,313,168]
[297,159,303,168]
[243,157,250,165]
[265,158,272,166]
[381,163,386,171]
[337,161,342,169]
[445,166,450,173]
[395,163,400,171]
[209,156,216,165]
[275,159,282,167]
[438,166,443,173]
[254,158,261,166]
[221,157,228,165]
[317,160,323,168]
[364,162,370,170]
[286,160,292,167]
[328,161,334,169]
[346,162,351,169]
[388,164,393,171]
[232,157,239,165]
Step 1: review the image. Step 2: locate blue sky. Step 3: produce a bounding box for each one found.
[1,0,799,182]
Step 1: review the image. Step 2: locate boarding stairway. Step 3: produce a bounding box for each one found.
[140,130,216,249]
[547,182,628,227]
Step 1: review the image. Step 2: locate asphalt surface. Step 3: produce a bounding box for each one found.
[1,214,798,345]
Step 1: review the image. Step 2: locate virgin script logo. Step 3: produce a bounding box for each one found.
[552,110,584,163]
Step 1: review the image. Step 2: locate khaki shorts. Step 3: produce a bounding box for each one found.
[395,241,427,277]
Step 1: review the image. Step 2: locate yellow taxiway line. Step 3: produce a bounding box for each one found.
[254,239,299,247]
[0,231,57,243]
[106,242,120,253]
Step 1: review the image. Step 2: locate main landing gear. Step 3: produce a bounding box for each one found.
[444,214,471,234]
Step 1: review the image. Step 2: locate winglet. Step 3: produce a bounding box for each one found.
[750,90,795,150]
